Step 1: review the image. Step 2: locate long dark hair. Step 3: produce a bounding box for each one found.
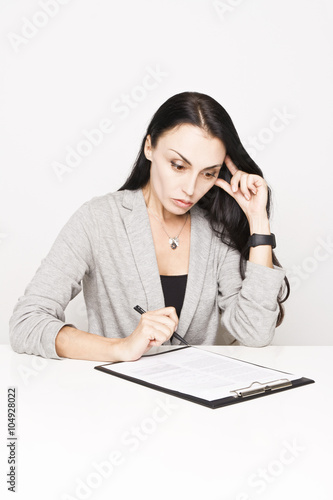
[118,91,290,326]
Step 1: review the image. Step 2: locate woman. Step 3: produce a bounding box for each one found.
[9,91,289,362]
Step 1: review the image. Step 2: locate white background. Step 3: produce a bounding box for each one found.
[1,0,332,345]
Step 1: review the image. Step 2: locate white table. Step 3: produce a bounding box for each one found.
[1,345,331,500]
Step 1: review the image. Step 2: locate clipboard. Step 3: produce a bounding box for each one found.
[94,346,315,409]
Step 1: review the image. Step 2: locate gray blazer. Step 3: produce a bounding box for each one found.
[9,188,286,359]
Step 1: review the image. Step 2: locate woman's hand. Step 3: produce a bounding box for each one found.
[214,155,273,268]
[214,155,268,219]
[117,307,179,361]
[55,308,178,362]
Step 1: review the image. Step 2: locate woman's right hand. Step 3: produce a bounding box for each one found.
[116,307,179,361]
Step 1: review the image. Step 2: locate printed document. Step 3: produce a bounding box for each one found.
[104,347,300,401]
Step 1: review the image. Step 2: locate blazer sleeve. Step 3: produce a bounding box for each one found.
[217,245,287,347]
[9,202,99,360]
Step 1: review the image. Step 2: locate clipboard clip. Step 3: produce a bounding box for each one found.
[230,378,292,398]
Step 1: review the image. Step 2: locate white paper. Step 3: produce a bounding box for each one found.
[103,347,301,401]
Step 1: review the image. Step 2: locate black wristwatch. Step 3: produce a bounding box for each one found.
[247,233,276,249]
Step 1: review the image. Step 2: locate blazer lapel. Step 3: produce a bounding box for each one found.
[122,189,165,311]
[176,204,213,342]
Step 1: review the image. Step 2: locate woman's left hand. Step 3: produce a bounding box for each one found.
[214,155,268,219]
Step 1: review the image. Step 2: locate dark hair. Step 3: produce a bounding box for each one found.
[118,91,290,326]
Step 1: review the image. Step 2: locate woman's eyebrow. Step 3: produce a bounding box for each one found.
[169,149,222,170]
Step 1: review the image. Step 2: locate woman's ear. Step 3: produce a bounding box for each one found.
[144,135,152,160]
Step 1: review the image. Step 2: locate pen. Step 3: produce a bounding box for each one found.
[133,305,189,346]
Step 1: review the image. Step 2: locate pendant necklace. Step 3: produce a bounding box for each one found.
[147,207,189,250]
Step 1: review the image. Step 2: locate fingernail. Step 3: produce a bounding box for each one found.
[232,185,237,192]
[245,194,250,201]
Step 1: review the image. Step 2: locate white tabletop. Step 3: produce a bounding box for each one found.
[1,345,331,500]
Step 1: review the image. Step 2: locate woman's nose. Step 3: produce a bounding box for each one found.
[182,174,197,197]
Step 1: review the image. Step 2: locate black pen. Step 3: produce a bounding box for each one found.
[133,305,189,346]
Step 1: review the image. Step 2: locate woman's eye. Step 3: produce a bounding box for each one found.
[203,172,217,179]
[171,161,185,171]
[171,161,217,179]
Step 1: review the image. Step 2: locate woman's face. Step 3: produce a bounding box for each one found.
[144,124,227,215]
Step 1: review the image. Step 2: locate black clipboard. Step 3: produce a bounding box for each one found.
[94,346,315,409]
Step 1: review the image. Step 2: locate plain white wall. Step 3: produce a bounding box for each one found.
[1,0,332,345]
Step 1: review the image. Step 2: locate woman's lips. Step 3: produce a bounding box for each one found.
[172,199,193,208]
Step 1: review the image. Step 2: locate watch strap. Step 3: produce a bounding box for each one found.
[247,233,276,249]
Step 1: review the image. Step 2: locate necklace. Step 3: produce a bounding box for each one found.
[147,207,189,250]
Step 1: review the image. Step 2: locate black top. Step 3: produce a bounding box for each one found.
[160,275,188,319]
